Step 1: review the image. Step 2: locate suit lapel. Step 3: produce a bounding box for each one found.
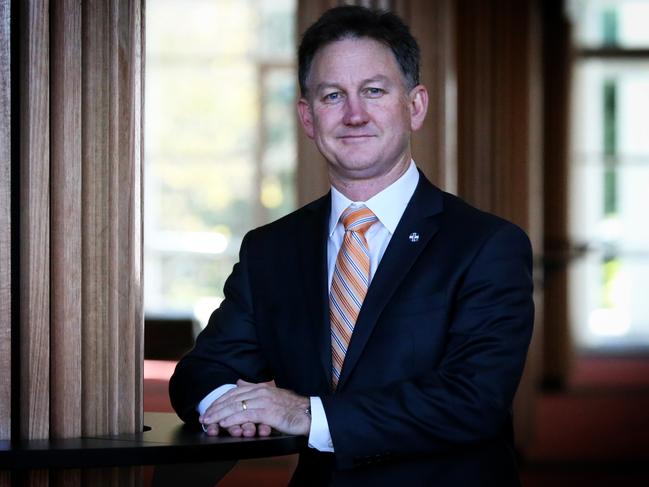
[337,175,444,390]
[296,194,333,387]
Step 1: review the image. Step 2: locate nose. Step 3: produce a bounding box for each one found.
[342,95,369,126]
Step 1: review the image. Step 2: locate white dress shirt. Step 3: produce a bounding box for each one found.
[199,161,420,452]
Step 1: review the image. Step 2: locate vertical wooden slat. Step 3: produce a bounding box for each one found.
[82,0,143,437]
[50,0,82,440]
[20,0,50,441]
[0,0,12,444]
[82,0,119,436]
[107,0,121,438]
[135,0,145,433]
[542,0,573,386]
[116,0,144,434]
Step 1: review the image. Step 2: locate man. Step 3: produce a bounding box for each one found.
[170,5,533,486]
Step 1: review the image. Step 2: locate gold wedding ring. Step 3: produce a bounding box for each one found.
[241,400,248,412]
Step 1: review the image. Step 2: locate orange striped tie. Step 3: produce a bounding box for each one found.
[330,205,378,389]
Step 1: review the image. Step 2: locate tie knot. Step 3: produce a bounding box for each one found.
[341,205,378,234]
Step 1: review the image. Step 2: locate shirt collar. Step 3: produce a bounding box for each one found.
[329,160,420,236]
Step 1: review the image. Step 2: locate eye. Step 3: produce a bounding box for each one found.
[364,87,385,98]
[322,91,342,103]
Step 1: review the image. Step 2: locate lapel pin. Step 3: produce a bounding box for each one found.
[409,232,419,242]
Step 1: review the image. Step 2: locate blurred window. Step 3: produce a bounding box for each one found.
[145,0,296,323]
[569,0,649,350]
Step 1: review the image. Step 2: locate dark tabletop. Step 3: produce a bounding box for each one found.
[1,412,307,470]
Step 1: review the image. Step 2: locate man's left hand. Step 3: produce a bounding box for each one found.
[200,379,311,436]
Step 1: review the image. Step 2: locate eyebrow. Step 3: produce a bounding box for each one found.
[314,75,392,94]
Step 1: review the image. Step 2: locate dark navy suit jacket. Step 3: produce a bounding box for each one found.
[169,173,534,486]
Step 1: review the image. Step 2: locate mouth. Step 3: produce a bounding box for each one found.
[338,134,376,141]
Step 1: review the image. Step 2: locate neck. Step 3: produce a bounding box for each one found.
[329,158,411,202]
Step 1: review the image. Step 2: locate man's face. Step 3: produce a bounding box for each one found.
[298,37,427,186]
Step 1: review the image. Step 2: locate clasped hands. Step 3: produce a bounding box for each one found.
[199,379,311,438]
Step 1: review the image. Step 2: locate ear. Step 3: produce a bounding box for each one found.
[408,85,429,132]
[297,98,316,140]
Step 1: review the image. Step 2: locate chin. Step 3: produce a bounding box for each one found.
[336,151,381,169]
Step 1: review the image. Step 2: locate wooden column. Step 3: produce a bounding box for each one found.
[2,0,144,449]
[20,0,51,441]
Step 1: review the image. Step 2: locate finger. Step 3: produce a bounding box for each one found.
[241,422,257,437]
[205,392,276,425]
[202,388,243,417]
[219,410,266,430]
[204,397,254,425]
[205,423,220,437]
[258,424,272,437]
[211,388,275,417]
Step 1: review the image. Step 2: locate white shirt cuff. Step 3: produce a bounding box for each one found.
[197,383,237,432]
[307,396,334,452]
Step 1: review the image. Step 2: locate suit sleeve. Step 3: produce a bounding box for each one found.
[321,222,534,469]
[168,233,272,425]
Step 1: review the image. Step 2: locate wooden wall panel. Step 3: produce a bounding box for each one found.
[20,0,50,441]
[455,0,544,446]
[50,0,82,440]
[0,0,12,443]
